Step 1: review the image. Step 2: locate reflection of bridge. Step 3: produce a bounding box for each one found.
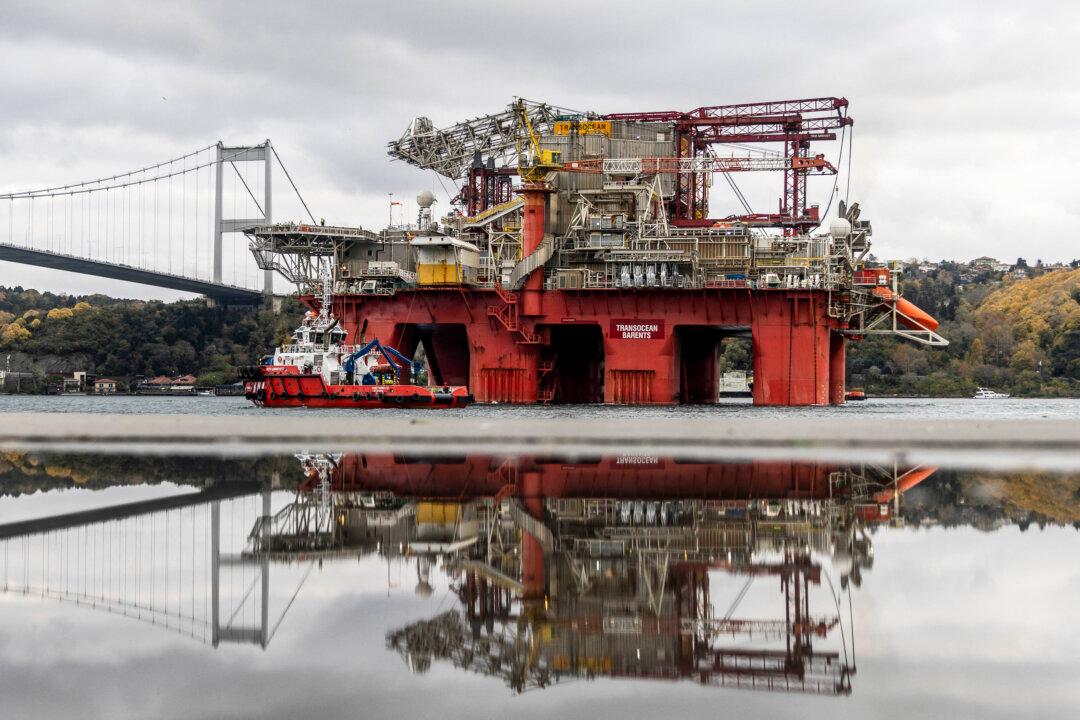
[0,141,312,302]
[0,480,298,647]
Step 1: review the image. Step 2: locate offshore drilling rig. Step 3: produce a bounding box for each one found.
[247,96,947,406]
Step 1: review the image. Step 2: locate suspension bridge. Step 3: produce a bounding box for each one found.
[0,141,315,304]
[0,479,311,648]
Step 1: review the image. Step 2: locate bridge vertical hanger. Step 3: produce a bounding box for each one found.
[214,140,273,295]
[213,144,224,283]
[263,140,273,296]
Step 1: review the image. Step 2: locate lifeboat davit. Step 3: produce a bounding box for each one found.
[872,286,940,331]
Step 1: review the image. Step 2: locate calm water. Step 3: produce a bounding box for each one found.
[2,394,1080,420]
[1,449,1078,719]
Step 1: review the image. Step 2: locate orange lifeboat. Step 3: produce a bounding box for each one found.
[871,286,940,331]
[873,466,938,503]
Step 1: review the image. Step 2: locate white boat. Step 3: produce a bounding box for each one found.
[973,387,1010,399]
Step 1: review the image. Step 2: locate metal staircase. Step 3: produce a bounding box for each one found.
[459,197,524,229]
[487,283,541,344]
[505,498,553,553]
[509,234,555,290]
[536,359,556,404]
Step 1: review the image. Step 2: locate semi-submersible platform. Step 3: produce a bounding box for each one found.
[246,96,947,406]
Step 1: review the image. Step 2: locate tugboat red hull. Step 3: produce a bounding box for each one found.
[242,367,473,409]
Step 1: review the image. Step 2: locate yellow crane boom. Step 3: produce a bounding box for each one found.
[513,99,561,182]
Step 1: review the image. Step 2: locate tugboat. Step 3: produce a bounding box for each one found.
[240,278,473,409]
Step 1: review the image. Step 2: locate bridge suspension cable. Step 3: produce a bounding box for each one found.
[0,488,301,648]
[0,143,218,199]
[1,145,255,200]
[0,140,310,300]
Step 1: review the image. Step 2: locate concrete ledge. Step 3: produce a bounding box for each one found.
[2,412,1078,452]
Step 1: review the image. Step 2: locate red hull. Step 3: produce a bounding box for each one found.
[244,371,473,409]
[321,287,849,407]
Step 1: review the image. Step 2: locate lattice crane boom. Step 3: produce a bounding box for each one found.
[387,99,581,179]
[561,154,836,175]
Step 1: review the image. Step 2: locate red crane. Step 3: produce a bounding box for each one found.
[604,97,852,232]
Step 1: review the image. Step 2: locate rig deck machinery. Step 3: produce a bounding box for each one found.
[247,97,946,406]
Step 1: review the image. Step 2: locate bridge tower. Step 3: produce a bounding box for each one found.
[215,140,273,295]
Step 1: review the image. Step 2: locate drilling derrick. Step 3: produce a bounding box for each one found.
[606,97,852,231]
[248,95,946,407]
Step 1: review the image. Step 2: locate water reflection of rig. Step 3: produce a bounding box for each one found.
[262,454,935,695]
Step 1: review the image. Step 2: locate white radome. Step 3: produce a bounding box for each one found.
[830,549,854,577]
[416,189,436,208]
[829,217,852,238]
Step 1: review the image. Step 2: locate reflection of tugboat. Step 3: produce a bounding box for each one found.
[973,387,1010,399]
[240,276,473,409]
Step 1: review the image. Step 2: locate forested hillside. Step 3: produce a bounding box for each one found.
[0,287,303,389]
[848,266,1080,397]
[2,261,1078,396]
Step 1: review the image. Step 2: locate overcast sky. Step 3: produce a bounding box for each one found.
[1,0,1078,300]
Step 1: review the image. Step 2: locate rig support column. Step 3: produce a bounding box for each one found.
[752,292,830,406]
[604,332,676,404]
[519,185,548,317]
[829,333,846,405]
[520,470,546,602]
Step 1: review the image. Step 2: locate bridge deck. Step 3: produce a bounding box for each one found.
[0,243,268,304]
[0,480,263,540]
